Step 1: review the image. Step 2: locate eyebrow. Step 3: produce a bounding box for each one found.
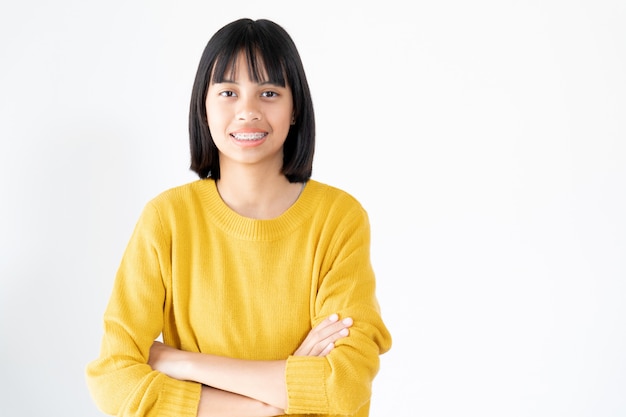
[216,79,284,87]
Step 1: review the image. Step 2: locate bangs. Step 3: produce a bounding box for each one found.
[211,45,287,86]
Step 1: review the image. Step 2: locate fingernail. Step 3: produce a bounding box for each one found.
[329,313,339,322]
[339,328,349,336]
[342,317,353,326]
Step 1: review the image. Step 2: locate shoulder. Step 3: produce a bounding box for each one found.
[138,179,211,223]
[305,179,369,223]
[148,179,207,207]
[131,180,212,236]
[305,180,372,250]
[307,179,364,209]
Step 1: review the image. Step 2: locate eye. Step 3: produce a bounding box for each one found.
[219,90,237,97]
[261,91,279,98]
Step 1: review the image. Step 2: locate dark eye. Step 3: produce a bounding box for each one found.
[261,91,279,98]
[220,91,236,97]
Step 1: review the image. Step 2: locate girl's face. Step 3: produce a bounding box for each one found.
[206,53,294,173]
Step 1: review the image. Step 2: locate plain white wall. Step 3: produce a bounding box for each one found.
[1,0,625,416]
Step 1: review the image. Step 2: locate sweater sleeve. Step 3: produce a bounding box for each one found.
[85,202,201,416]
[284,199,392,415]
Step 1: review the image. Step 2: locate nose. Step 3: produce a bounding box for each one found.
[236,97,261,121]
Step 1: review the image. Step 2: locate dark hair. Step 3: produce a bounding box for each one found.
[189,18,315,182]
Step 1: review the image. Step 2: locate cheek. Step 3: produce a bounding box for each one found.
[206,105,228,128]
[272,105,294,128]
[206,115,224,141]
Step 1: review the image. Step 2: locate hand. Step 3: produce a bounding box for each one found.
[293,314,353,357]
[148,341,190,381]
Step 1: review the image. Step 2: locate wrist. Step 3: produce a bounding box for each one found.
[178,350,198,381]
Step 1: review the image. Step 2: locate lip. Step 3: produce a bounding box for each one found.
[230,128,267,134]
[229,129,268,146]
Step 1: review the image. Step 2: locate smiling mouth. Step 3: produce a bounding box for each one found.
[231,132,267,141]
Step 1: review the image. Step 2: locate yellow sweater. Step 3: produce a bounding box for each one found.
[86,178,392,416]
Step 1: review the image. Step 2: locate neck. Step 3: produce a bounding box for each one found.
[216,165,303,220]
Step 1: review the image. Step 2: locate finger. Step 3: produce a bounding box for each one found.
[293,315,353,356]
[297,315,340,353]
[306,319,352,356]
[319,342,335,357]
[312,315,352,335]
[310,326,350,355]
[309,316,353,343]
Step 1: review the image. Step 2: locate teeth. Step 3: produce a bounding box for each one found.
[232,132,266,140]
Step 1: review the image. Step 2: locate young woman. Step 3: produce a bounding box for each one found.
[86,18,392,417]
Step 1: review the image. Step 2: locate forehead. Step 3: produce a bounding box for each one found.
[211,48,286,86]
[219,53,267,80]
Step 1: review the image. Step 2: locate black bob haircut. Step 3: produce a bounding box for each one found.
[189,18,315,182]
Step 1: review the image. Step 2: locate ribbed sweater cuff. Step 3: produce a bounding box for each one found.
[158,377,202,417]
[284,356,328,414]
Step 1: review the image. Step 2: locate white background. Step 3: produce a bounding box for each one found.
[1,1,625,416]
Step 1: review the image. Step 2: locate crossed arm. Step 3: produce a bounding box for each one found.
[148,314,353,417]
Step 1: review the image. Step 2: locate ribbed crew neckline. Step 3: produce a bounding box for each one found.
[194,178,322,241]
